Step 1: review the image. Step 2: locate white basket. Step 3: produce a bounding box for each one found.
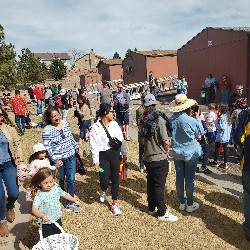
[32,219,79,250]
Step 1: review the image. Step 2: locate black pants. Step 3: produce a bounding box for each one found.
[99,149,121,200]
[42,218,62,238]
[214,142,228,163]
[144,160,169,216]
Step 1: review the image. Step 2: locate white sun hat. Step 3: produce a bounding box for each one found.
[32,143,46,154]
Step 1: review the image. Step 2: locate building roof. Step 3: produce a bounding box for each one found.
[99,59,123,66]
[134,50,177,57]
[34,53,70,60]
[178,27,250,51]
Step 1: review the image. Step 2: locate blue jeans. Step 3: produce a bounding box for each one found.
[174,158,198,206]
[0,160,19,221]
[139,143,144,169]
[242,169,250,238]
[58,154,76,205]
[15,115,25,131]
[221,89,229,103]
[37,100,43,115]
[200,143,209,166]
[80,120,91,140]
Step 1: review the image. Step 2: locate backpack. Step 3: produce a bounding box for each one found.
[56,96,62,107]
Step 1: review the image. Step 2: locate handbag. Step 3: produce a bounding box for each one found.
[100,121,122,151]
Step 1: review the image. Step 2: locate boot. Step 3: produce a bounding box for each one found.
[7,208,15,223]
[0,221,9,237]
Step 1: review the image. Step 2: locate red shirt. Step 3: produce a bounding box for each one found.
[10,95,28,115]
[33,87,43,100]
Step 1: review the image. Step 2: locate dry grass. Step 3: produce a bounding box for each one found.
[12,105,249,250]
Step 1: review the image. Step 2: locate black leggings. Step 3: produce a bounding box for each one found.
[214,142,228,163]
[42,218,62,238]
[99,149,121,200]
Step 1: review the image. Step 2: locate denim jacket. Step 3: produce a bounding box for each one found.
[170,112,204,161]
[215,114,232,143]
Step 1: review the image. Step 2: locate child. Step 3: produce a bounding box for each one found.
[191,105,212,174]
[213,104,232,169]
[206,103,217,151]
[28,143,56,176]
[26,143,56,201]
[31,167,81,238]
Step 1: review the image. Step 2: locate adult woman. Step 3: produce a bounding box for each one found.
[76,96,91,143]
[42,106,80,212]
[0,106,24,237]
[90,103,127,215]
[169,94,204,213]
[139,94,178,222]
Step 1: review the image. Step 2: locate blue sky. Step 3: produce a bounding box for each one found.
[1,0,249,59]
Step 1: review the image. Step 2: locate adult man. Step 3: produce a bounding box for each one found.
[204,74,216,104]
[229,83,247,113]
[97,81,113,105]
[10,89,28,131]
[33,84,44,116]
[234,107,250,241]
[113,82,130,140]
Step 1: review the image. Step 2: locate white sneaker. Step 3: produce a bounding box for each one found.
[99,192,106,203]
[111,204,122,216]
[186,202,200,213]
[179,202,187,211]
[158,210,178,222]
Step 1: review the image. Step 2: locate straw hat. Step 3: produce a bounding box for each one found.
[32,143,46,154]
[59,89,66,95]
[169,94,197,112]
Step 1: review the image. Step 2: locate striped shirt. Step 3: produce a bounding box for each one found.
[42,120,78,163]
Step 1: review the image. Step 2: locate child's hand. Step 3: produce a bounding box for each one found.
[42,214,50,222]
[74,200,81,207]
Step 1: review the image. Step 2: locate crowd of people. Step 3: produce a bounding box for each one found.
[0,78,250,244]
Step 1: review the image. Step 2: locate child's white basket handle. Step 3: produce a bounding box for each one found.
[38,218,65,241]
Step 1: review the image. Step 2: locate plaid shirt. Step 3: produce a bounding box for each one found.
[10,95,28,115]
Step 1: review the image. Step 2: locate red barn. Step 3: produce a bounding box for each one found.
[122,50,177,85]
[178,27,250,102]
[97,59,123,81]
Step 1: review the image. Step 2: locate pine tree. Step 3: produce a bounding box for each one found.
[113,52,121,59]
[49,58,67,81]
[125,48,132,58]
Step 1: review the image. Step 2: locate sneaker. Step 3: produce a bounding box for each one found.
[186,202,200,213]
[149,207,157,215]
[99,192,107,203]
[66,204,82,213]
[208,161,218,167]
[201,166,212,174]
[158,210,178,222]
[179,202,187,211]
[219,163,229,170]
[6,208,15,223]
[111,203,122,216]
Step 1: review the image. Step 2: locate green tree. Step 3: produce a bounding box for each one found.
[0,25,18,90]
[125,48,132,58]
[134,47,137,51]
[113,52,121,59]
[49,58,67,81]
[17,48,47,84]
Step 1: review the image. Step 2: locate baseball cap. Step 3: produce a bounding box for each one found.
[144,93,157,106]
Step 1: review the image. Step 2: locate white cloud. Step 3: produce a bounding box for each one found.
[1,0,250,58]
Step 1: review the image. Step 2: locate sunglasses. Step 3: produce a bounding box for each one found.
[60,129,66,139]
[109,110,115,113]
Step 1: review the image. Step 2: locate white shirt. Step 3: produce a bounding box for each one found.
[90,120,127,164]
[206,111,216,132]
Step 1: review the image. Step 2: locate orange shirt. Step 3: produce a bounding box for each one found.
[220,80,231,90]
[10,95,28,115]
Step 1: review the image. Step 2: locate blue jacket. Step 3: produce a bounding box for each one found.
[215,114,232,143]
[170,112,204,161]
